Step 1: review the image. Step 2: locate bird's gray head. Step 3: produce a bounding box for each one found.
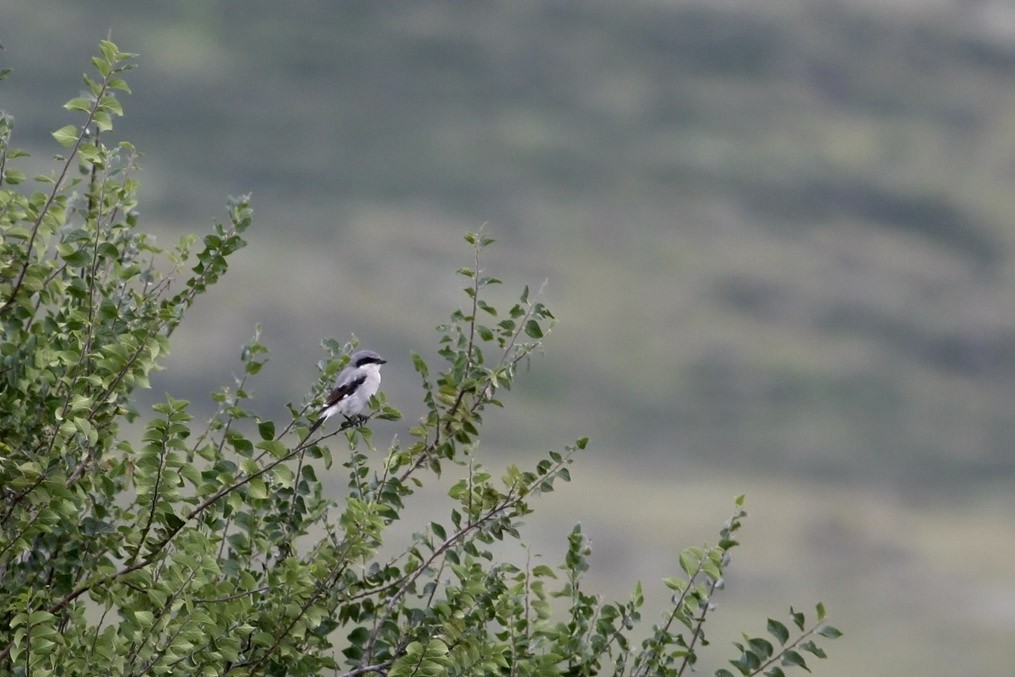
[349,349,387,368]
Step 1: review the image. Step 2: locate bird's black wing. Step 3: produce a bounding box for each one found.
[323,374,367,408]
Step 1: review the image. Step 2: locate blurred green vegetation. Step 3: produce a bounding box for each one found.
[3,1,1014,674]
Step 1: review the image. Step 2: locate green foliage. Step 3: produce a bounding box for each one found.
[0,41,840,675]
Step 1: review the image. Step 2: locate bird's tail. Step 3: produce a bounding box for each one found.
[307,415,325,437]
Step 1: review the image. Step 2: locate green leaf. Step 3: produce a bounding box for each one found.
[411,351,429,377]
[164,511,185,531]
[274,463,294,487]
[78,142,101,164]
[767,618,789,646]
[108,77,131,93]
[524,319,543,339]
[91,55,111,77]
[64,97,93,113]
[447,479,467,500]
[256,439,287,459]
[663,576,687,592]
[679,547,702,577]
[817,625,842,639]
[4,225,31,239]
[93,109,113,132]
[257,420,275,441]
[781,650,808,671]
[52,124,79,147]
[790,607,805,631]
[100,95,123,116]
[4,168,26,184]
[799,640,827,658]
[747,637,773,660]
[59,246,91,267]
[28,610,55,626]
[99,40,119,63]
[248,478,267,500]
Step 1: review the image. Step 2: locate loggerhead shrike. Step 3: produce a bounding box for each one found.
[307,349,387,435]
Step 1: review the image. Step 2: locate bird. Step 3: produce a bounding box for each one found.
[307,349,387,435]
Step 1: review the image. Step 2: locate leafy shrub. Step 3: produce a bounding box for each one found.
[0,41,839,676]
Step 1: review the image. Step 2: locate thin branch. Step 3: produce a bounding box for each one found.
[633,555,709,677]
[749,619,831,677]
[127,424,170,566]
[1,70,116,316]
[194,586,270,606]
[358,450,572,668]
[338,660,393,677]
[676,575,721,675]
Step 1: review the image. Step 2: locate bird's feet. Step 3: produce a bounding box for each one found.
[342,414,369,428]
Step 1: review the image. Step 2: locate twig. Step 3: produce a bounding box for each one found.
[1,67,118,316]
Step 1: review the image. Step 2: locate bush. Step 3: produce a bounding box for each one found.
[0,41,840,675]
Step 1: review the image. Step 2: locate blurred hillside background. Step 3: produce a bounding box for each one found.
[4,1,1015,674]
